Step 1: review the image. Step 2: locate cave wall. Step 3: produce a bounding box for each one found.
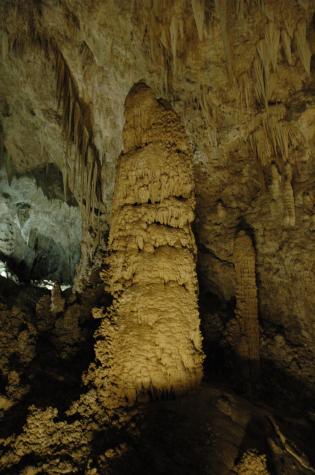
[0,0,315,392]
[0,166,81,283]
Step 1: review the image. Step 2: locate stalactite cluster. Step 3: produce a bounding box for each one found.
[283,162,296,227]
[249,112,302,227]
[49,43,103,289]
[92,83,204,408]
[233,230,260,391]
[250,114,304,169]
[132,0,216,94]
[235,0,265,20]
[54,45,102,212]
[53,44,103,290]
[1,0,104,290]
[251,10,310,108]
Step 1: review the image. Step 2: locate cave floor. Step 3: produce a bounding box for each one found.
[0,278,314,474]
[1,382,314,475]
[100,384,315,475]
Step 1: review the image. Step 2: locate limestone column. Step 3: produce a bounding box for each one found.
[234,230,260,392]
[93,83,204,408]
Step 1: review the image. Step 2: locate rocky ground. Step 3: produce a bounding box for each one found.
[0,277,314,475]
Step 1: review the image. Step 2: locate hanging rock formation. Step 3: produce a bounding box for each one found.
[93,83,204,408]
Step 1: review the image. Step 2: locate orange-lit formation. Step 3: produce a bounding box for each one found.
[93,84,204,407]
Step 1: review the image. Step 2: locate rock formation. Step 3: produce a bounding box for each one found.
[235,450,269,475]
[92,83,204,407]
[233,230,260,391]
[50,283,65,314]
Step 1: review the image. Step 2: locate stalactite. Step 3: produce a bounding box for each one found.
[79,40,95,68]
[234,230,260,394]
[281,29,293,65]
[215,0,233,79]
[235,0,265,18]
[252,22,281,107]
[191,0,205,41]
[238,72,252,109]
[250,113,304,179]
[283,162,296,227]
[169,16,178,72]
[1,30,8,61]
[270,162,281,200]
[265,22,280,72]
[294,19,311,74]
[249,125,272,169]
[91,83,204,408]
[198,84,216,128]
[257,39,270,95]
[263,116,288,163]
[63,163,68,203]
[51,42,103,289]
[287,122,305,151]
[3,152,14,186]
[235,0,246,19]
[253,55,269,108]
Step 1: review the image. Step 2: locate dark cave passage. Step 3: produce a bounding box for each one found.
[0,163,81,286]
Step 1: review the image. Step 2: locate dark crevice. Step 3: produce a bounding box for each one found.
[198,242,233,267]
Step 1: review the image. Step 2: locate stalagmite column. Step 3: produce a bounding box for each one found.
[283,163,296,227]
[93,83,204,408]
[50,283,65,315]
[233,230,260,391]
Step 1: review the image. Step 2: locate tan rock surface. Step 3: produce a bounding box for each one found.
[92,83,204,408]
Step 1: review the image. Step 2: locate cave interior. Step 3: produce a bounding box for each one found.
[0,1,315,474]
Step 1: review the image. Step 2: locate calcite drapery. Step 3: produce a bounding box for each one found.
[93,83,204,407]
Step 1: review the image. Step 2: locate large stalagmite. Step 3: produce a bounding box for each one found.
[93,83,204,407]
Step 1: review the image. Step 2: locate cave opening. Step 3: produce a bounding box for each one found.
[0,162,81,289]
[0,160,101,433]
